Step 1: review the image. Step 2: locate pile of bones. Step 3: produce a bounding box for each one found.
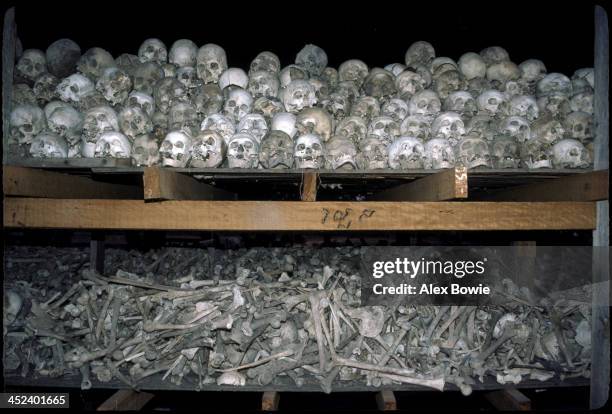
[9,39,594,170]
[4,246,592,393]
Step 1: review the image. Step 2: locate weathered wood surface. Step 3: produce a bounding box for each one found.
[261,391,280,411]
[376,390,397,411]
[300,171,318,201]
[485,388,531,411]
[97,389,154,411]
[372,167,467,201]
[143,167,235,201]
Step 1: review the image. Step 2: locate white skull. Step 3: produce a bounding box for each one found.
[33,73,60,104]
[56,74,94,104]
[119,106,154,139]
[508,95,539,121]
[271,112,298,138]
[127,91,155,116]
[323,92,351,121]
[388,136,425,169]
[408,90,441,120]
[400,115,431,140]
[81,105,119,152]
[384,63,407,76]
[29,132,68,158]
[281,80,316,113]
[294,134,325,169]
[194,84,223,117]
[252,97,284,122]
[357,135,389,169]
[395,70,426,100]
[336,116,368,145]
[279,64,309,88]
[519,59,547,84]
[133,62,165,95]
[431,111,465,143]
[569,91,594,114]
[381,99,409,123]
[237,113,268,143]
[362,68,397,98]
[162,63,177,78]
[47,105,83,146]
[551,139,591,168]
[296,107,333,142]
[423,138,455,169]
[368,116,400,144]
[351,96,380,122]
[572,68,595,89]
[477,90,508,117]
[498,116,531,143]
[295,44,328,76]
[219,68,249,90]
[530,114,565,146]
[168,102,199,136]
[201,114,236,144]
[325,135,358,169]
[138,38,168,64]
[16,49,47,82]
[190,130,226,168]
[95,67,132,105]
[338,59,369,87]
[434,70,466,100]
[443,91,478,116]
[308,77,330,102]
[491,135,521,168]
[537,93,571,118]
[479,46,510,65]
[176,66,201,90]
[169,39,198,67]
[248,71,280,98]
[9,104,46,144]
[458,52,486,80]
[94,131,132,158]
[250,51,281,75]
[501,80,528,97]
[224,88,254,122]
[536,73,572,97]
[131,134,160,167]
[259,130,294,168]
[197,44,227,83]
[46,38,81,78]
[405,41,435,68]
[322,67,339,89]
[486,61,520,84]
[227,133,259,168]
[77,47,115,80]
[467,114,497,141]
[521,139,553,169]
[431,57,458,78]
[154,77,188,114]
[563,111,593,142]
[456,135,492,168]
[160,130,192,167]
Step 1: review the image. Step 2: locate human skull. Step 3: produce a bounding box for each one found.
[33,73,59,104]
[569,92,594,114]
[46,39,81,78]
[193,84,223,117]
[95,67,132,105]
[321,67,339,89]
[282,80,316,113]
[56,74,94,104]
[486,61,520,85]
[521,139,553,169]
[29,132,68,158]
[201,114,236,144]
[279,64,309,88]
[530,114,565,146]
[536,73,572,97]
[308,77,330,102]
[324,92,352,121]
[498,116,531,143]
[81,105,119,154]
[227,133,259,168]
[350,96,380,122]
[400,115,431,140]
[77,47,115,80]
[237,113,268,143]
[563,111,593,142]
[94,131,132,158]
[356,135,389,169]
[381,99,409,123]
[500,80,528,97]
[138,38,168,64]
[405,41,436,68]
[384,62,407,76]
[431,57,458,78]
[423,138,455,169]
[259,130,294,168]
[443,91,477,116]
[434,70,466,100]
[325,135,358,169]
[154,77,188,114]
[189,130,226,168]
[362,68,397,98]
[508,95,539,121]
[456,135,492,168]
[295,44,328,76]
[176,66,201,91]
[169,39,197,67]
[12,83,37,106]
[151,111,169,142]
[395,70,426,100]
[119,106,154,139]
[160,130,192,167]
[477,90,508,117]
[127,91,155,116]
[168,102,199,136]
[551,139,591,168]
[296,107,333,142]
[458,52,486,80]
[250,51,281,75]
[218,68,249,91]
[195,43,227,83]
[16,49,47,83]
[223,88,254,122]
[114,53,140,77]
[44,100,72,119]
[9,104,46,144]
[519,59,547,84]
[571,77,593,96]
[491,135,521,168]
[408,90,441,120]
[248,71,280,98]
[388,136,425,169]
[431,112,465,143]
[133,62,165,95]
[47,104,83,146]
[131,134,160,167]
[336,116,367,145]
[252,97,284,122]
[466,114,497,141]
[479,46,510,66]
[338,59,369,87]
[537,93,571,118]
[368,116,400,144]
[294,134,325,169]
[271,112,298,138]
[162,63,177,78]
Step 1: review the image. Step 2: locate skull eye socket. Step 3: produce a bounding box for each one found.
[228,101,236,108]
[230,142,238,149]
[510,120,519,127]
[488,98,497,105]
[210,62,218,70]
[150,148,159,156]
[206,137,215,145]
[293,92,303,99]
[134,147,145,154]
[417,101,426,108]
[575,124,583,132]
[240,104,248,111]
[312,143,321,150]
[375,122,384,129]
[244,141,253,149]
[297,144,305,151]
[175,141,184,149]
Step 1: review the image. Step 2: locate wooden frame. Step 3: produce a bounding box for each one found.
[372,167,468,201]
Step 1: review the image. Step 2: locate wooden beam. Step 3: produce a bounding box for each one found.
[261,391,280,411]
[2,7,16,164]
[3,199,596,231]
[485,388,531,411]
[480,170,608,201]
[376,390,397,411]
[143,167,235,201]
[90,235,105,273]
[3,166,142,199]
[300,171,318,201]
[371,167,467,201]
[97,389,154,411]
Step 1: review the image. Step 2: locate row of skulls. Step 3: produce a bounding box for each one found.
[9,38,594,169]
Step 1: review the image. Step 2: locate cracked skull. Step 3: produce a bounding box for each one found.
[295,44,328,76]
[563,111,593,142]
[491,135,521,168]
[94,131,132,158]
[201,113,236,144]
[160,130,192,167]
[258,130,294,169]
[9,104,46,145]
[193,84,223,117]
[237,113,269,143]
[127,91,155,116]
[357,135,389,169]
[133,62,165,95]
[190,130,226,168]
[325,135,358,169]
[368,116,400,144]
[168,102,199,136]
[282,80,316,113]
[96,67,132,105]
[250,51,281,75]
[551,139,591,168]
[154,77,188,114]
[29,132,68,158]
[477,90,508,117]
[138,38,167,64]
[388,136,425,169]
[227,133,259,168]
[46,104,83,147]
[294,133,325,169]
[77,47,115,80]
[224,88,254,122]
[423,137,455,169]
[409,90,441,120]
[296,107,333,142]
[131,134,160,167]
[381,99,409,123]
[336,116,367,145]
[196,44,227,83]
[400,115,431,140]
[456,135,492,168]
[248,71,280,98]
[119,106,153,139]
[498,116,531,143]
[56,74,94,104]
[431,111,465,143]
[81,105,119,156]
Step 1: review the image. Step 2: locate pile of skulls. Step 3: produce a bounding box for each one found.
[10,39,594,169]
[4,246,592,392]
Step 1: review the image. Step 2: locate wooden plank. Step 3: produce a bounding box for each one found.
[591,5,610,411]
[97,389,154,411]
[143,166,235,201]
[485,388,531,411]
[376,390,397,411]
[480,170,608,201]
[6,156,133,168]
[300,171,318,201]
[3,166,142,199]
[261,391,280,411]
[3,199,596,231]
[371,167,468,201]
[2,7,16,165]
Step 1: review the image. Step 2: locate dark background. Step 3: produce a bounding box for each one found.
[2,1,604,76]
